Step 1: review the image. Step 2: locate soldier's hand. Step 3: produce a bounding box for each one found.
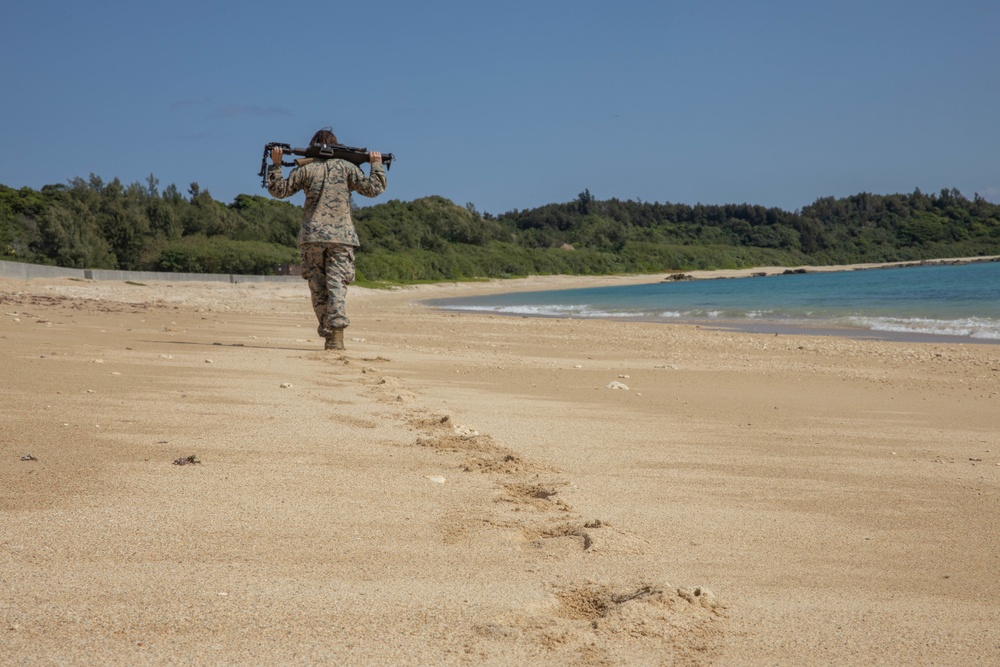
[270,146,284,165]
[369,151,382,165]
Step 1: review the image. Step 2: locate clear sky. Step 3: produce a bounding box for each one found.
[3,0,998,215]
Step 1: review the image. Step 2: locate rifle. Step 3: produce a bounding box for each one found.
[259,142,394,188]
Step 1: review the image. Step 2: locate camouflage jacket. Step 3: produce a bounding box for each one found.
[267,158,386,246]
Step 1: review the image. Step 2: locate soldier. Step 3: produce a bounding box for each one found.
[266,128,386,350]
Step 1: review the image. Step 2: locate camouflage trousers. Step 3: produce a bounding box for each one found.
[299,242,356,337]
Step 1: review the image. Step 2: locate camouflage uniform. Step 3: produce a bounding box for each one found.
[267,157,386,336]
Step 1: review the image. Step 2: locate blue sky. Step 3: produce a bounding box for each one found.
[3,0,998,215]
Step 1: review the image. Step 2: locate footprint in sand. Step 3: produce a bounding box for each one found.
[345,356,727,661]
[473,582,726,664]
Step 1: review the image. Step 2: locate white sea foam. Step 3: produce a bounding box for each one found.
[440,300,1000,341]
[846,316,1000,340]
[442,303,689,319]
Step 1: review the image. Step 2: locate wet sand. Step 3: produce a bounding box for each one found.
[2,270,998,665]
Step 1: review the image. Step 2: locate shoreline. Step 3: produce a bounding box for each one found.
[675,254,1000,281]
[380,253,1000,299]
[436,311,1000,346]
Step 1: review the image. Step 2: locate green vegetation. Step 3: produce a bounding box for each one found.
[3,175,999,281]
[0,175,299,274]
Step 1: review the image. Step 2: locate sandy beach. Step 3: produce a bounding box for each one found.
[2,267,998,665]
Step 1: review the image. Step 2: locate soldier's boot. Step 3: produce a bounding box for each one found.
[324,328,345,351]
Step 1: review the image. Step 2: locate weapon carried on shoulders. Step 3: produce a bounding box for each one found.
[259,141,394,188]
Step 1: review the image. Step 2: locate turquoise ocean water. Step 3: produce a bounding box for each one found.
[426,260,1000,343]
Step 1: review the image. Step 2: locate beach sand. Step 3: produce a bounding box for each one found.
[2,269,998,665]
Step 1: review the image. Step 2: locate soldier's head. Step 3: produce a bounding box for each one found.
[310,127,338,147]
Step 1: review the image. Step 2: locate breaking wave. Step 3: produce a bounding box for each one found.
[442,303,704,319]
[845,316,1000,340]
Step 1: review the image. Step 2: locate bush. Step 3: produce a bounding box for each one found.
[154,236,299,274]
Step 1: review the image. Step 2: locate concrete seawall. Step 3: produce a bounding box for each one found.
[0,260,300,284]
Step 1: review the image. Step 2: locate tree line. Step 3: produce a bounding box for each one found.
[2,175,999,282]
